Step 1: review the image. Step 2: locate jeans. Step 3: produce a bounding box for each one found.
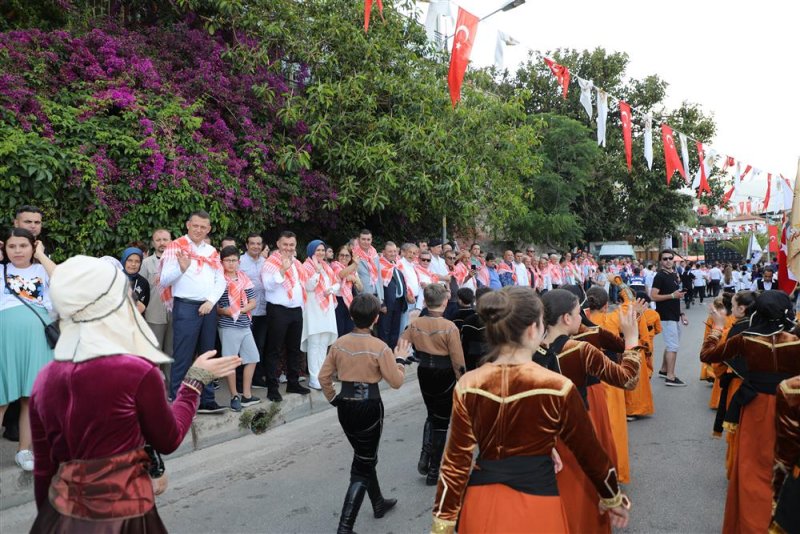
[169,298,217,405]
[264,303,303,388]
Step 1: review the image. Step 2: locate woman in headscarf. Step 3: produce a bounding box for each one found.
[28,255,239,533]
[121,247,150,314]
[301,239,339,390]
[702,290,800,533]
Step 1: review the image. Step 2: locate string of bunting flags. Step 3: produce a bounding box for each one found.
[418,2,793,213]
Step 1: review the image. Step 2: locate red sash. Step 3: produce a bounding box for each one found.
[353,245,379,286]
[158,235,222,310]
[331,260,355,307]
[49,448,153,520]
[262,252,307,302]
[303,258,336,311]
[379,256,396,287]
[224,270,254,322]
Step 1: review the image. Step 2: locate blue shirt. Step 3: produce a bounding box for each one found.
[487,267,502,290]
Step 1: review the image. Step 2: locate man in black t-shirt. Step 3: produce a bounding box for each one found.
[650,249,688,387]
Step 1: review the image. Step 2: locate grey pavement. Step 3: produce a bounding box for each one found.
[1,299,728,533]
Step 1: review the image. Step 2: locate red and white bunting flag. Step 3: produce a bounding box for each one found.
[722,183,736,205]
[722,156,734,172]
[740,164,753,181]
[738,201,745,214]
[447,8,479,107]
[661,124,686,185]
[643,113,653,170]
[746,200,752,214]
[763,173,773,212]
[363,0,384,32]
[619,101,633,171]
[696,142,711,196]
[781,174,794,211]
[544,58,570,99]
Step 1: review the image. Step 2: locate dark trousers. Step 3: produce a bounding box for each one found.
[684,286,694,307]
[695,286,706,303]
[708,280,721,297]
[338,399,384,481]
[251,314,269,385]
[335,296,354,337]
[170,298,217,404]
[417,367,457,431]
[265,303,303,388]
[378,300,404,349]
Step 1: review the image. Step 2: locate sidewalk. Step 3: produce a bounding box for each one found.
[0,370,419,511]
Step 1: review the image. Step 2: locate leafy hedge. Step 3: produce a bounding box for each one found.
[0,23,335,259]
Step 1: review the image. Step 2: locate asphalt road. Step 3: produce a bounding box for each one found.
[2,300,727,533]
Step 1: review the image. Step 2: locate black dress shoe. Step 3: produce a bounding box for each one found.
[267,388,283,402]
[286,382,310,395]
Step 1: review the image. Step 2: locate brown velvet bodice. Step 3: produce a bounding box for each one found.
[774,376,800,494]
[432,362,620,523]
[556,339,639,391]
[700,331,800,376]
[573,324,625,353]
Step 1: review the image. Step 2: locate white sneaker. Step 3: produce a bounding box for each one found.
[15,449,34,471]
[279,373,287,383]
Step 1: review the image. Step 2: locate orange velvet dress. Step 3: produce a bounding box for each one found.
[624,309,655,417]
[573,324,625,474]
[642,308,662,375]
[701,331,800,534]
[551,340,640,534]
[431,362,625,534]
[587,309,631,483]
[702,314,736,409]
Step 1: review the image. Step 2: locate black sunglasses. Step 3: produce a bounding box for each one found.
[661,256,674,261]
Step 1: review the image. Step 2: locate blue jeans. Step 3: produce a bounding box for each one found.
[170,298,217,405]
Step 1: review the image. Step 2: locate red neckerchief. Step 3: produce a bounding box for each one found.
[331,260,354,307]
[158,235,222,310]
[353,245,378,285]
[303,258,336,311]
[262,252,307,302]
[224,270,254,322]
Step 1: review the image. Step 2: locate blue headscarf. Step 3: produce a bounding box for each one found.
[120,247,143,280]
[306,239,325,260]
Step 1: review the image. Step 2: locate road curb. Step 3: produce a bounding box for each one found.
[0,369,419,511]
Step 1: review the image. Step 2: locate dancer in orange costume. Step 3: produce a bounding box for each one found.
[701,291,800,534]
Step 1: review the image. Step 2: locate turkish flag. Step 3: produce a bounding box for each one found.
[763,173,772,211]
[661,124,686,185]
[769,224,779,253]
[544,58,571,99]
[619,101,633,171]
[740,164,752,181]
[363,0,384,32]
[448,8,479,107]
[722,185,735,205]
[696,142,711,196]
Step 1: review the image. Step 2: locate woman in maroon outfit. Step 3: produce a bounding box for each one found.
[28,256,240,533]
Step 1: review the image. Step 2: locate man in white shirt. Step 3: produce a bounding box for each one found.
[513,250,530,287]
[428,238,449,278]
[751,267,776,291]
[707,262,723,297]
[261,231,309,401]
[240,232,269,388]
[159,211,227,413]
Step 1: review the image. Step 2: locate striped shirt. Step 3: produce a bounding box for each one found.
[218,287,256,329]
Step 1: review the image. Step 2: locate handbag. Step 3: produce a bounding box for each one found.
[3,264,60,349]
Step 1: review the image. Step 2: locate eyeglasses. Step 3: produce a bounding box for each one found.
[338,253,351,258]
[223,259,239,264]
[445,256,456,260]
[661,256,674,261]
[420,258,431,263]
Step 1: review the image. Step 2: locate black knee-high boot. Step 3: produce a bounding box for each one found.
[426,429,448,486]
[367,472,397,518]
[417,419,432,475]
[337,479,368,534]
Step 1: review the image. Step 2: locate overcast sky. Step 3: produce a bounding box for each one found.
[415,0,799,204]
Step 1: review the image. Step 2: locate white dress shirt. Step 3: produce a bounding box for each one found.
[430,255,448,277]
[159,237,226,303]
[239,253,267,316]
[262,262,305,308]
[513,262,529,286]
